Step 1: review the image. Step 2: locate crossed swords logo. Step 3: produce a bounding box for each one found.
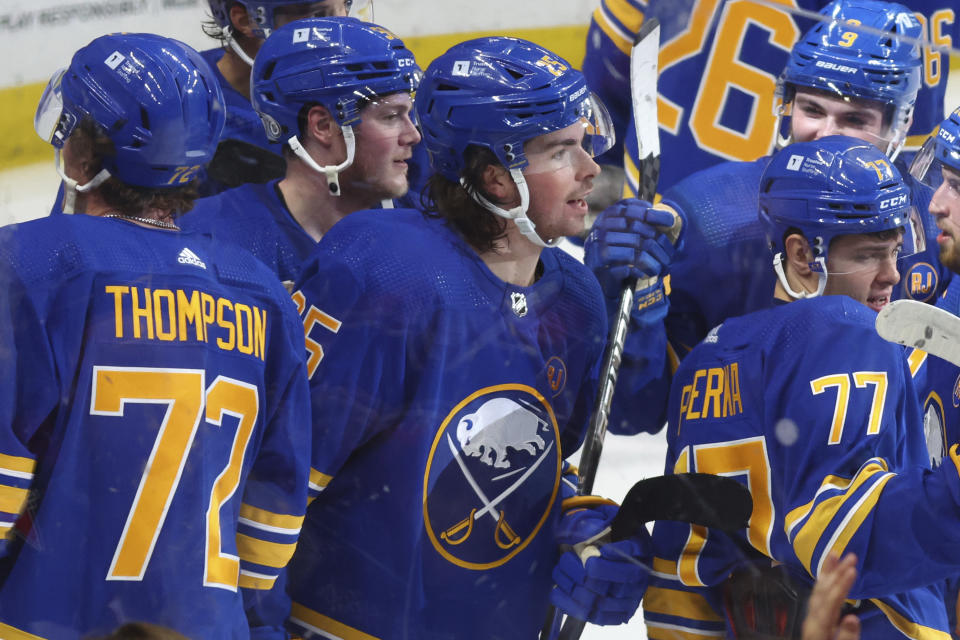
[440,433,555,550]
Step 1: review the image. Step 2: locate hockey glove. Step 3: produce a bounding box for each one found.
[550,496,652,626]
[584,198,684,299]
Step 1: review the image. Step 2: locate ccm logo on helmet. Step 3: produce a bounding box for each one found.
[815,60,856,74]
[940,129,957,143]
[879,194,909,210]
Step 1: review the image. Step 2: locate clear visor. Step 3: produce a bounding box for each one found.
[522,92,615,175]
[347,0,373,21]
[774,88,899,153]
[34,67,74,148]
[352,91,419,139]
[814,206,926,276]
[910,135,960,194]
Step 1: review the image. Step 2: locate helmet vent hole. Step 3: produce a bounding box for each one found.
[139,106,150,130]
[261,61,277,81]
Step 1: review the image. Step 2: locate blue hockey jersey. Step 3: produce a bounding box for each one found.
[284,209,608,640]
[0,215,312,639]
[181,180,316,283]
[583,0,957,194]
[644,296,960,640]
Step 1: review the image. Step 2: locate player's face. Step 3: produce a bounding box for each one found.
[340,93,420,200]
[273,1,349,29]
[928,166,960,272]
[519,122,600,241]
[790,89,888,148]
[823,232,902,312]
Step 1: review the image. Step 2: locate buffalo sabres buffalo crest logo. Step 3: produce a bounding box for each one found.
[423,385,561,569]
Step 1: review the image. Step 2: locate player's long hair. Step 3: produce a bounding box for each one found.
[424,146,510,253]
[71,118,200,219]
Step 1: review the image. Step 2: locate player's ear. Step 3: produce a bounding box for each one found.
[228,4,255,39]
[479,163,518,206]
[784,233,815,276]
[304,105,340,147]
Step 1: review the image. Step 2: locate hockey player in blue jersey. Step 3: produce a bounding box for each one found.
[281,37,654,639]
[181,16,421,285]
[198,0,372,194]
[1,33,312,639]
[587,0,946,436]
[642,135,960,640]
[583,0,955,193]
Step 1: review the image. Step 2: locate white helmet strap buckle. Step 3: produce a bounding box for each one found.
[287,125,356,196]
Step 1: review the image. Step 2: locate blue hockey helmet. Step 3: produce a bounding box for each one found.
[34,33,225,191]
[910,106,960,186]
[417,37,614,182]
[759,135,924,297]
[777,0,922,155]
[415,37,614,247]
[251,17,419,194]
[207,0,373,39]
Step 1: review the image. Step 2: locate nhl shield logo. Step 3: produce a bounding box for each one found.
[510,292,528,317]
[423,385,561,569]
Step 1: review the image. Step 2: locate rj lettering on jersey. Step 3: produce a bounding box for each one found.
[104,285,267,360]
[677,362,743,433]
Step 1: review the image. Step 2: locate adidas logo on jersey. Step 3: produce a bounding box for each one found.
[177,247,206,269]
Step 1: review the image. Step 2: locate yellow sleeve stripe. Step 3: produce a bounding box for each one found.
[908,348,927,378]
[792,460,889,574]
[678,524,708,587]
[644,585,724,622]
[593,6,634,56]
[604,0,645,34]
[653,556,679,577]
[238,503,304,534]
[309,468,332,493]
[784,474,854,539]
[0,453,35,478]
[238,571,278,591]
[290,602,381,640]
[646,621,726,640]
[0,485,29,515]
[872,598,953,640]
[0,622,46,640]
[823,473,894,573]
[236,533,297,569]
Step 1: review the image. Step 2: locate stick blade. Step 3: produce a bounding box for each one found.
[610,473,752,540]
[876,299,960,367]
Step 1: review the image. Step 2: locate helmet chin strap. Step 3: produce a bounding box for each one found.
[287,126,356,196]
[223,27,256,67]
[773,252,828,299]
[462,168,559,248]
[55,148,110,214]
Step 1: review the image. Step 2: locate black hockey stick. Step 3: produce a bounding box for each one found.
[553,474,752,640]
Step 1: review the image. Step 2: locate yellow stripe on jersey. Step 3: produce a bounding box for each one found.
[678,524,709,587]
[792,460,889,575]
[653,556,679,576]
[908,348,928,378]
[872,598,953,640]
[604,0,645,35]
[238,503,304,533]
[310,468,332,491]
[290,602,381,640]
[0,622,46,640]
[0,453,35,476]
[0,524,12,538]
[592,5,636,56]
[644,586,724,622]
[238,572,278,590]
[784,474,855,539]
[235,533,297,569]
[646,620,727,640]
[0,485,29,515]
